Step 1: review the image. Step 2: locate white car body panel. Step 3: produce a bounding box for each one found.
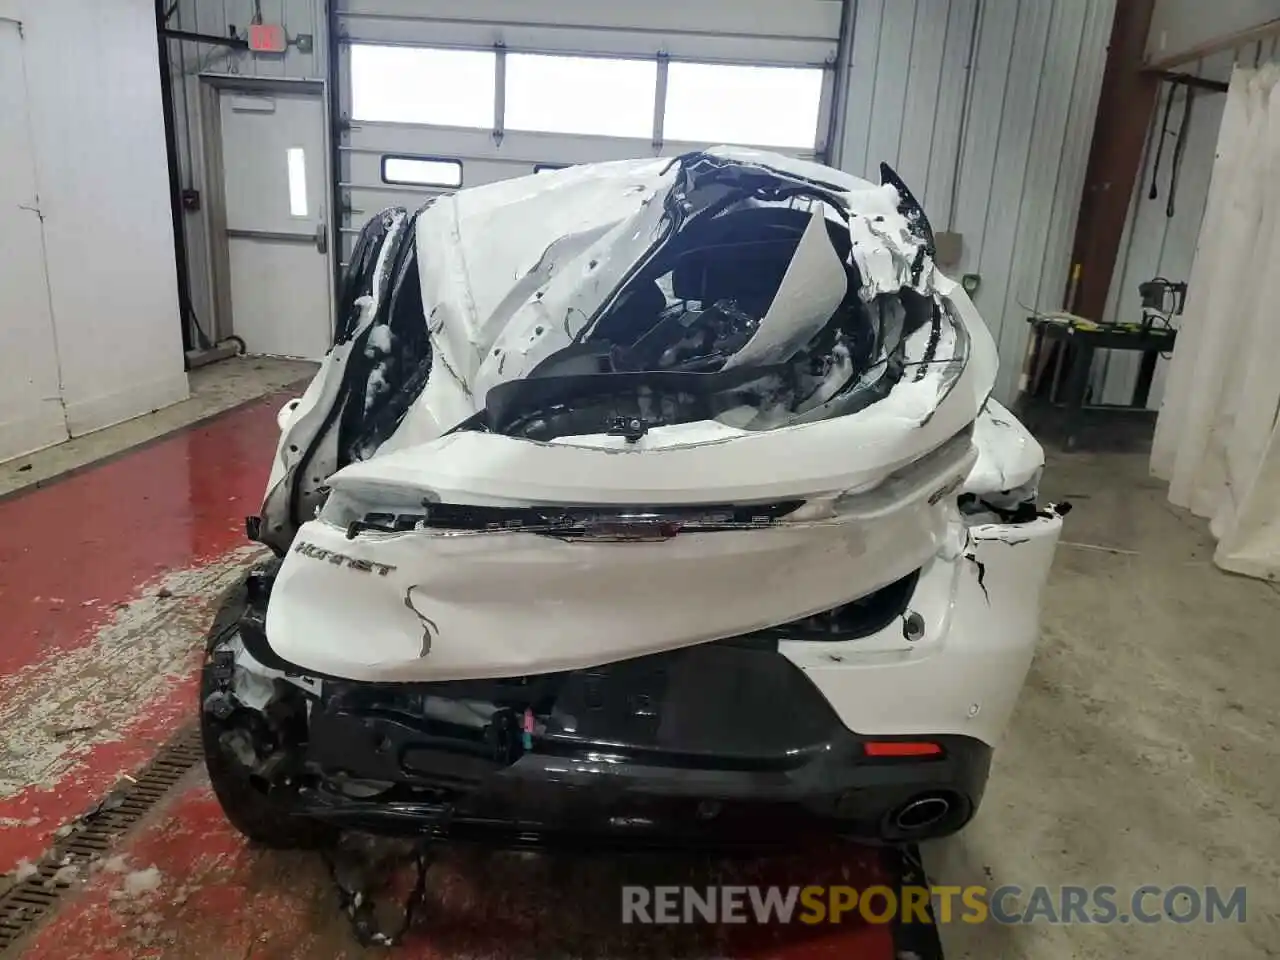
[252,148,1062,750]
[780,511,1062,747]
[965,397,1044,498]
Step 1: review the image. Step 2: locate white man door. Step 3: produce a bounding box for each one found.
[218,87,332,360]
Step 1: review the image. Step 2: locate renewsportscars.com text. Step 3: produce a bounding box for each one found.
[621,884,1246,926]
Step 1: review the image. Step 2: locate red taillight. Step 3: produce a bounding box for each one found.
[863,741,943,758]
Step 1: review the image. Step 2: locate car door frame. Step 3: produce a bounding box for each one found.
[197,74,336,346]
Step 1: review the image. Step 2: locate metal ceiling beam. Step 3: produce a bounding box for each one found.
[1144,16,1280,72]
[1153,71,1229,94]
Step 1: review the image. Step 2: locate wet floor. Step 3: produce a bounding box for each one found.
[0,392,282,877]
[19,776,906,960]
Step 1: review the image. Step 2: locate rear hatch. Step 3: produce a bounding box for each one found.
[254,149,1010,682]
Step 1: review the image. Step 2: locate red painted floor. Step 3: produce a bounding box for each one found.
[21,776,897,960]
[2,388,923,959]
[0,393,287,875]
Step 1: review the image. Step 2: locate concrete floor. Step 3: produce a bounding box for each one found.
[4,357,1279,957]
[929,446,1280,957]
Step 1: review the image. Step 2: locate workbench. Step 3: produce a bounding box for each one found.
[1024,315,1178,450]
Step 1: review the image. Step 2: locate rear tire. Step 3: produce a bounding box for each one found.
[200,574,337,850]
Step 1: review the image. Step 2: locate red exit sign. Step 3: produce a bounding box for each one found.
[248,23,287,53]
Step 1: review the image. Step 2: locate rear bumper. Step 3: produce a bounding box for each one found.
[214,505,1060,847]
[780,510,1064,746]
[293,730,991,849]
[232,627,994,844]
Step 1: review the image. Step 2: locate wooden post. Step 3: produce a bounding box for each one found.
[1065,0,1161,320]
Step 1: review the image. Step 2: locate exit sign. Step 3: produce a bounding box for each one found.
[248,23,287,53]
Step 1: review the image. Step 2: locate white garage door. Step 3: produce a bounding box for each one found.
[333,0,843,269]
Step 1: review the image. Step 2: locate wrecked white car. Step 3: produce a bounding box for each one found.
[201,148,1064,850]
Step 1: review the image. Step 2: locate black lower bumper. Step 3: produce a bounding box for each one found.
[294,741,990,851]
[285,641,989,846]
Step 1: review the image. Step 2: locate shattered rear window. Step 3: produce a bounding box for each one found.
[481,155,966,442]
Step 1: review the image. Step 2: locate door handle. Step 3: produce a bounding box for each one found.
[315,223,328,255]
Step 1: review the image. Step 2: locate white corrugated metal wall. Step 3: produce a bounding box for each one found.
[1093,37,1280,411]
[836,0,1116,403]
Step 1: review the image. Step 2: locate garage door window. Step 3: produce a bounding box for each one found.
[351,45,494,128]
[663,62,823,148]
[381,156,463,188]
[505,53,656,139]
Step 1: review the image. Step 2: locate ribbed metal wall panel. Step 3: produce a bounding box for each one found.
[837,0,1116,402]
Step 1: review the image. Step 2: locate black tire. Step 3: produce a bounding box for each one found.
[200,574,337,850]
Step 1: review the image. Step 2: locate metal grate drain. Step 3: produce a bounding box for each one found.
[0,724,204,953]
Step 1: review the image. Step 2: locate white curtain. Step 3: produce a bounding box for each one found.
[1151,64,1280,581]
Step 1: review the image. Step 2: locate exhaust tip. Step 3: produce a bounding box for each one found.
[892,794,953,833]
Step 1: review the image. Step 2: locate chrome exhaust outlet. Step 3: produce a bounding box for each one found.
[892,794,953,833]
